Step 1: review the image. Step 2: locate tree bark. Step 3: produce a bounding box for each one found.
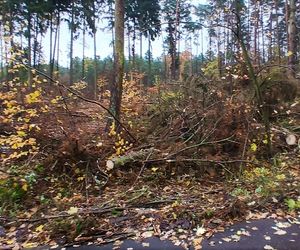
[93,2,97,100]
[109,0,125,122]
[69,0,74,85]
[49,13,53,82]
[0,24,4,81]
[82,27,85,79]
[287,0,297,78]
[27,7,33,86]
[56,19,60,79]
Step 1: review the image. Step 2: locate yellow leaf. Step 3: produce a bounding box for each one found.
[151,167,158,172]
[35,225,44,232]
[67,206,78,215]
[50,98,58,104]
[77,176,85,181]
[17,131,27,137]
[276,174,286,181]
[287,51,293,56]
[250,143,257,152]
[22,183,28,191]
[25,90,41,104]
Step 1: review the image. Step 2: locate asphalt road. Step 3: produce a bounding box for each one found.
[34,218,300,250]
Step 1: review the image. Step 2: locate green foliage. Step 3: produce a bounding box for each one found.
[231,187,250,198]
[202,59,220,80]
[285,198,300,211]
[244,167,286,197]
[0,178,26,214]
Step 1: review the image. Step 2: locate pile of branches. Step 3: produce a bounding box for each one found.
[108,77,259,176]
[108,74,299,176]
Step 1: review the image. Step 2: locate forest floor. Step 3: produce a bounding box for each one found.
[0,81,300,249]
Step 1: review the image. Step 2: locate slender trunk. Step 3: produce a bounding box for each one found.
[287,0,296,77]
[285,0,289,52]
[4,29,8,82]
[268,7,273,61]
[27,8,33,86]
[132,26,136,70]
[51,13,59,79]
[33,16,37,67]
[201,29,204,63]
[69,0,74,85]
[82,27,85,79]
[112,27,115,57]
[49,13,53,80]
[189,37,192,76]
[275,0,281,63]
[174,0,180,80]
[147,35,151,86]
[128,28,131,70]
[163,34,167,81]
[217,27,222,78]
[109,0,124,121]
[8,12,14,81]
[0,24,4,81]
[93,2,97,100]
[254,1,259,65]
[139,31,142,72]
[56,19,60,79]
[261,5,265,63]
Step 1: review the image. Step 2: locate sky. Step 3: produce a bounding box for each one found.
[42,0,208,66]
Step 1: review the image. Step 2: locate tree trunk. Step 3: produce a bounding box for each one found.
[51,14,59,80]
[140,31,143,72]
[49,13,53,81]
[82,27,85,79]
[27,8,33,86]
[93,2,97,100]
[261,5,265,63]
[0,24,4,81]
[56,19,60,79]
[132,26,136,70]
[128,28,131,70]
[147,35,151,86]
[275,0,281,63]
[109,0,125,122]
[268,7,273,61]
[287,0,297,78]
[69,0,74,85]
[33,16,37,67]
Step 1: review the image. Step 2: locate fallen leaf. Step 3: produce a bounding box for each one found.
[67,207,79,215]
[141,231,153,238]
[273,229,287,235]
[142,242,150,247]
[232,234,241,242]
[35,225,44,233]
[264,245,276,250]
[275,222,291,228]
[193,237,203,250]
[196,226,206,236]
[208,241,215,246]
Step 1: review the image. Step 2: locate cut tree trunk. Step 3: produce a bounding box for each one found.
[106,148,155,169]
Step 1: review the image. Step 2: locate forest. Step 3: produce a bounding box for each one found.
[0,0,299,249]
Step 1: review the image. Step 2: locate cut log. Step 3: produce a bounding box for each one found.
[106,148,155,170]
[286,134,297,145]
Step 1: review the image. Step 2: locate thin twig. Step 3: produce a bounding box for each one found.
[127,148,154,192]
[167,135,235,159]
